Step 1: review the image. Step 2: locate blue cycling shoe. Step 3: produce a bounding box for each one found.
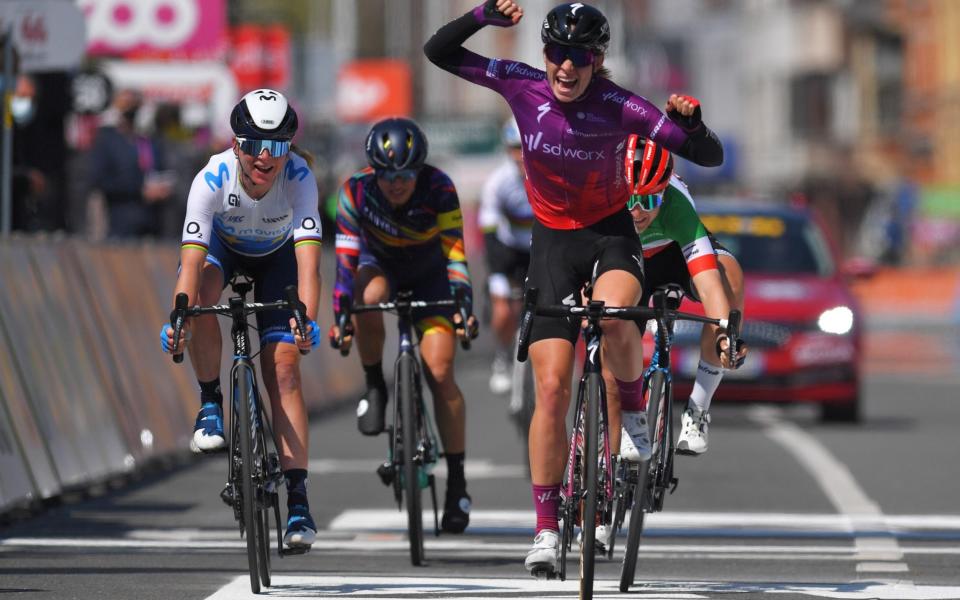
[283,505,317,548]
[190,402,226,454]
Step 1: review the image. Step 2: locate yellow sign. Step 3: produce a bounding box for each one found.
[702,215,786,237]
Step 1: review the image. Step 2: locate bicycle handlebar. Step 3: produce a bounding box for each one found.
[168,288,308,363]
[346,293,475,353]
[284,285,310,356]
[515,286,739,364]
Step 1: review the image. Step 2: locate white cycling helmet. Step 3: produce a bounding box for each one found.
[502,117,521,148]
[230,88,298,141]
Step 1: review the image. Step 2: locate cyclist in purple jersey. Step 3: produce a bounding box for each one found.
[425,0,725,575]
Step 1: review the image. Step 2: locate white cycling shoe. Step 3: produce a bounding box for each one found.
[620,410,652,462]
[489,354,512,394]
[677,407,710,456]
[524,529,559,576]
[577,524,613,554]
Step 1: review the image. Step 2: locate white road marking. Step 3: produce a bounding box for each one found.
[748,406,909,574]
[203,574,960,600]
[309,458,527,479]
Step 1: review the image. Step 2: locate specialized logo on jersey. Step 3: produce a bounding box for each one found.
[536,102,551,123]
[601,91,648,116]
[285,160,310,182]
[204,162,229,192]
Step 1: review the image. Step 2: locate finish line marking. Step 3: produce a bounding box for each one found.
[203,574,960,599]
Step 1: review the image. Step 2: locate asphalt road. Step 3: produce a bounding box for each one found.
[2,324,959,599]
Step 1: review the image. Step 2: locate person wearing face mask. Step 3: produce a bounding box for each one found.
[327,117,479,534]
[160,89,323,550]
[88,89,173,238]
[10,73,70,232]
[425,0,724,575]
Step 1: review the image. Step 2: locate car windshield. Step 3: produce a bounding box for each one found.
[701,212,835,277]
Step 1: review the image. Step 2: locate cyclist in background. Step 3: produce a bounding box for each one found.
[328,117,479,534]
[479,117,533,394]
[160,89,322,550]
[425,0,724,574]
[608,135,747,463]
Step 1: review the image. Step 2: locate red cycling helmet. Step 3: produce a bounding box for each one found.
[624,134,673,196]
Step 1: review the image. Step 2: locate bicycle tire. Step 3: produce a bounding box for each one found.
[254,423,272,587]
[647,370,670,511]
[578,372,601,600]
[618,466,647,592]
[399,353,425,566]
[257,505,271,586]
[236,367,262,594]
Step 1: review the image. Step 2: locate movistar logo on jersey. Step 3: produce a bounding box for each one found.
[601,91,648,116]
[204,162,230,191]
[504,62,544,80]
[285,160,310,182]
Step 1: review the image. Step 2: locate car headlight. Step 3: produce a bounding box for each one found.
[817,306,854,335]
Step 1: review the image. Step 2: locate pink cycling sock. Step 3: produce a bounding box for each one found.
[616,377,645,412]
[532,483,561,533]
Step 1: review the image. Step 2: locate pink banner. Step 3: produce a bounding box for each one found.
[81,0,226,59]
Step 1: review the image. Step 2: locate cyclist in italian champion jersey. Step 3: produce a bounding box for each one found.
[610,135,747,463]
[160,89,323,550]
[425,0,725,575]
[328,118,479,534]
[480,117,533,394]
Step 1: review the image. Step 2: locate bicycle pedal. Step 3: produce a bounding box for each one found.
[669,477,679,494]
[376,462,395,486]
[280,546,311,557]
[219,484,235,507]
[529,565,558,580]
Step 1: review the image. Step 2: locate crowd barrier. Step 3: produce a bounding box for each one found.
[0,235,362,516]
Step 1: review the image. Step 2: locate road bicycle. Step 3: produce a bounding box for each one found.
[169,277,311,594]
[516,285,739,600]
[616,284,740,592]
[334,289,475,566]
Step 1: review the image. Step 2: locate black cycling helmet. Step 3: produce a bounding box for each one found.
[230,88,298,141]
[365,117,428,171]
[541,3,610,53]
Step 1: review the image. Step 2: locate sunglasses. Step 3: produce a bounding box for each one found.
[376,169,419,183]
[237,137,291,158]
[544,43,596,68]
[627,194,663,212]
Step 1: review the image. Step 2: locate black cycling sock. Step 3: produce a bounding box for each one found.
[445,453,466,495]
[284,468,309,509]
[199,378,222,408]
[363,362,385,388]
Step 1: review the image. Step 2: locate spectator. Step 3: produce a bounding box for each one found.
[88,89,174,238]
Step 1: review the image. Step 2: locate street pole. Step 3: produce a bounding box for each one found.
[1,25,13,235]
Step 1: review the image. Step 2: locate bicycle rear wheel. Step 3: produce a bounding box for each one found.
[399,353,424,566]
[618,464,647,592]
[236,367,262,593]
[578,373,601,600]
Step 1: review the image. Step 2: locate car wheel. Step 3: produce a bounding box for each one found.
[820,396,860,423]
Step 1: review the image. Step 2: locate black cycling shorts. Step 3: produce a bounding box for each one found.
[484,236,530,289]
[640,232,732,306]
[527,209,645,345]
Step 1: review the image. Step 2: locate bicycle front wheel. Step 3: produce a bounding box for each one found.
[619,464,647,592]
[236,367,263,593]
[578,372,601,600]
[399,353,424,566]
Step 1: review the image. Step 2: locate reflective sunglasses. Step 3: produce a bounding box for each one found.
[544,43,596,68]
[237,137,291,158]
[376,168,419,183]
[627,194,663,212]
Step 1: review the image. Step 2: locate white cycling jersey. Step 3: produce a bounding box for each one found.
[181,148,322,257]
[478,159,533,251]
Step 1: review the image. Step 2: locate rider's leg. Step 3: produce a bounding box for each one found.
[261,341,316,546]
[602,364,622,454]
[420,326,471,532]
[354,267,390,435]
[187,262,226,452]
[488,285,516,393]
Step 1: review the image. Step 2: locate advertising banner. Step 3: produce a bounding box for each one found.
[336,59,412,124]
[0,0,86,72]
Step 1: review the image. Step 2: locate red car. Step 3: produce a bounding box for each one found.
[662,199,866,422]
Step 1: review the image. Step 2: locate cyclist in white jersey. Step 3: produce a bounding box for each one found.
[479,117,533,394]
[160,89,323,550]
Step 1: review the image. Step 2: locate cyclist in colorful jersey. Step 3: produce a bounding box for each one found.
[328,118,479,534]
[480,117,533,394]
[611,135,747,462]
[425,0,725,574]
[160,89,322,550]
